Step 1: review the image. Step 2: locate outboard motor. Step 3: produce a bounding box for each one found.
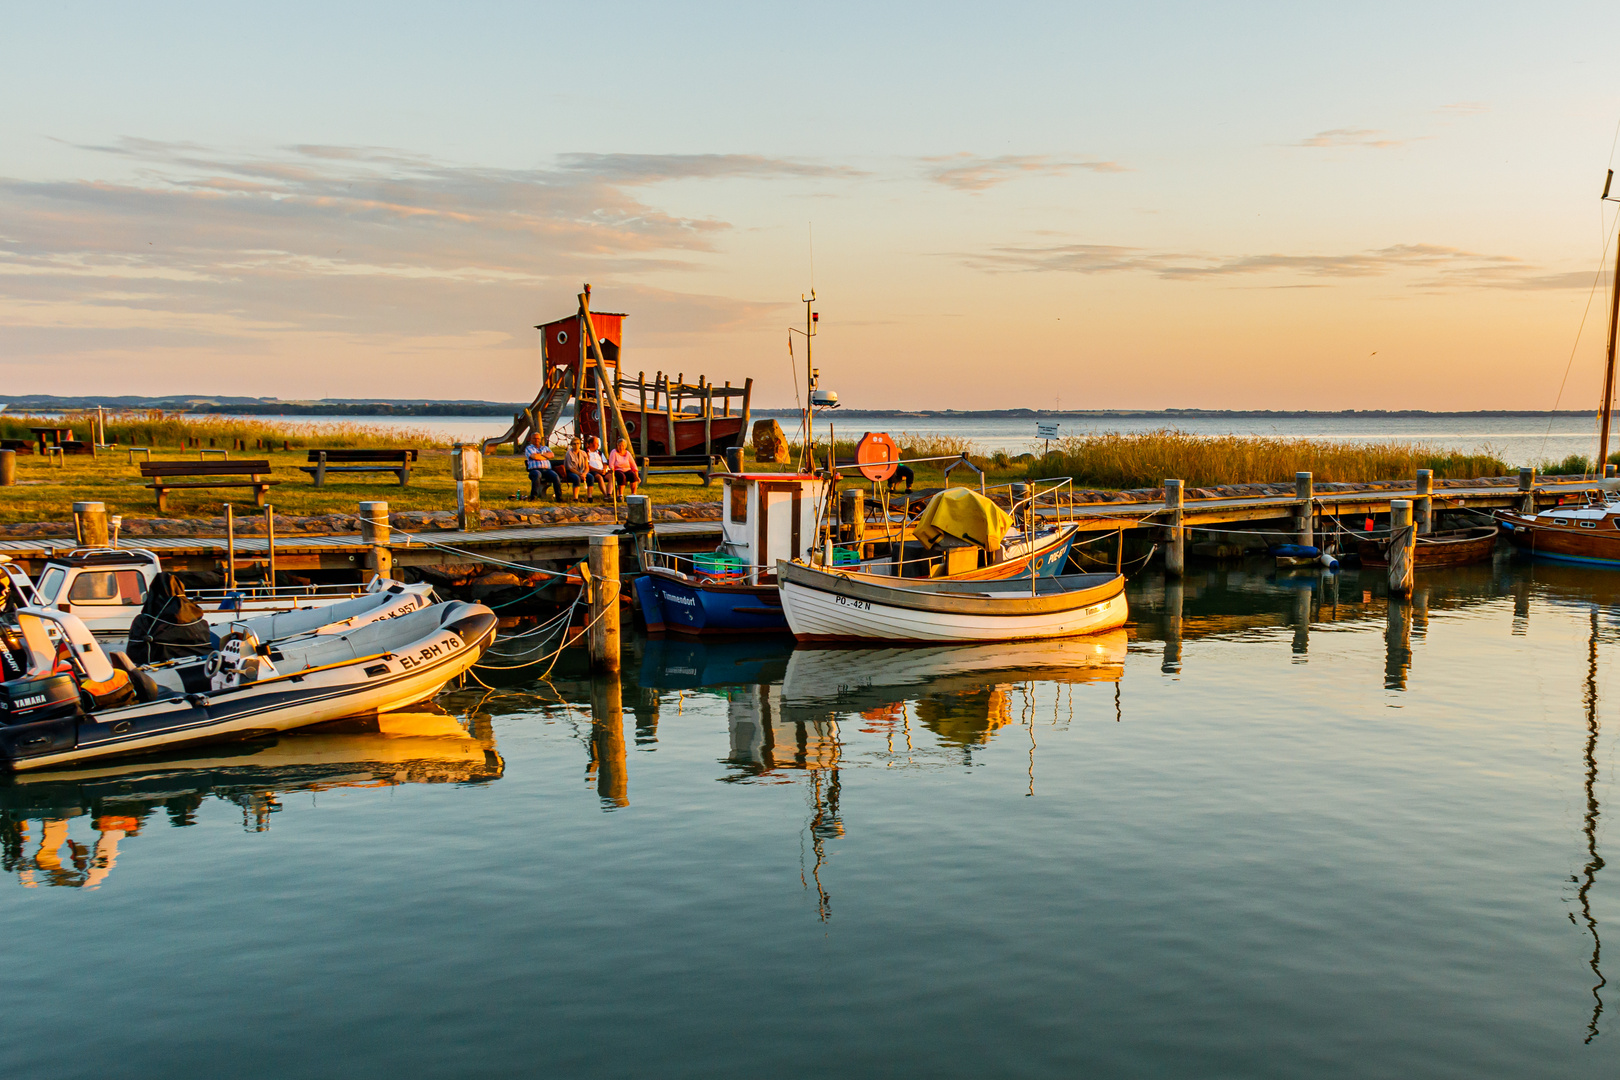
[0,670,82,762]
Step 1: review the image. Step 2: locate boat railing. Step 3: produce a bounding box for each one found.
[641,547,776,585]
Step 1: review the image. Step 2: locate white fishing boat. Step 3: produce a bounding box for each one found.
[0,601,496,771]
[21,548,431,637]
[775,559,1129,644]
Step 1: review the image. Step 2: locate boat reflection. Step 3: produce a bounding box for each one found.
[0,707,503,889]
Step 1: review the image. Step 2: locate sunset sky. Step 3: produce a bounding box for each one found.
[6,2,1620,410]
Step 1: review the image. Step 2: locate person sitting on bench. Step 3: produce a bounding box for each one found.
[563,437,594,501]
[584,436,612,499]
[524,433,562,501]
[608,438,641,496]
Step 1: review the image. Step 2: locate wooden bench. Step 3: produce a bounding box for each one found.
[139,460,279,512]
[0,439,34,455]
[642,453,728,486]
[298,448,418,487]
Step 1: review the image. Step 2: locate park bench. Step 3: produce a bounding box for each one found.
[139,460,279,512]
[298,448,418,487]
[642,453,729,486]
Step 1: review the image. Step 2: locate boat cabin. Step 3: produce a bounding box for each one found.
[29,549,160,633]
[719,474,826,584]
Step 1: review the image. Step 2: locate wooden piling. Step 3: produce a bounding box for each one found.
[588,534,621,672]
[0,449,14,487]
[360,500,392,580]
[1162,579,1183,673]
[1519,467,1536,514]
[637,371,649,460]
[840,488,865,550]
[1295,472,1314,547]
[265,504,277,586]
[73,502,109,548]
[739,378,753,456]
[1414,469,1433,535]
[224,504,236,590]
[1388,499,1414,597]
[1164,479,1185,577]
[453,444,482,532]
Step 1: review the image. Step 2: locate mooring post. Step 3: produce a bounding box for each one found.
[265,504,277,586]
[73,501,109,548]
[1414,469,1433,536]
[840,488,865,551]
[589,675,628,808]
[1388,499,1414,597]
[224,504,237,591]
[0,449,14,487]
[360,500,392,581]
[1608,463,1618,480]
[1519,467,1536,514]
[453,443,482,532]
[1164,479,1185,577]
[588,534,621,672]
[1294,472,1314,547]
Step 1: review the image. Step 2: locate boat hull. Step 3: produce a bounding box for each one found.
[1357,526,1499,568]
[0,605,497,772]
[637,570,788,635]
[776,561,1129,644]
[1496,513,1620,567]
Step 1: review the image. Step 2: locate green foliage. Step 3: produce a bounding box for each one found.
[1537,454,1594,476]
[1033,428,1510,488]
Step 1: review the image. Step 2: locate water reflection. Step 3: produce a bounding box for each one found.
[1580,608,1607,1042]
[0,708,503,889]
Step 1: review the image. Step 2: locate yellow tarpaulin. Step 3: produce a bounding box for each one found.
[912,488,1013,550]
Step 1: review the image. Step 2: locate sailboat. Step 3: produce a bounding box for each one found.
[1496,170,1620,565]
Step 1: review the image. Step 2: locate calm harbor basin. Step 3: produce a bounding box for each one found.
[2,560,1616,1078]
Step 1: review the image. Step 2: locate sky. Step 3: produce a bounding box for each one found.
[6,1,1620,410]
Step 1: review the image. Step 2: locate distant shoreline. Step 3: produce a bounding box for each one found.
[0,396,1600,421]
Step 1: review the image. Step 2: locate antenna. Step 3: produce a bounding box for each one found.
[808,222,815,292]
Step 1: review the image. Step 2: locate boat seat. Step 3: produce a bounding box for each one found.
[109,650,179,704]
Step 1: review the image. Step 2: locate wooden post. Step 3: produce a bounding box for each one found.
[1388,499,1414,597]
[1414,469,1433,535]
[703,383,713,461]
[225,504,236,591]
[73,502,109,548]
[723,380,732,418]
[265,504,277,586]
[637,371,649,460]
[588,534,621,672]
[1519,466,1536,514]
[840,488,865,551]
[739,378,753,459]
[1164,479,1185,577]
[578,291,633,453]
[589,674,628,808]
[0,449,14,487]
[453,444,482,532]
[664,373,677,456]
[1294,471,1314,547]
[360,500,393,581]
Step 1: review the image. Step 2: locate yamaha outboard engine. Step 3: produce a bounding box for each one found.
[0,671,82,761]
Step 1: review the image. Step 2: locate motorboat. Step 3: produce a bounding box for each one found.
[776,559,1129,644]
[1495,492,1620,567]
[636,478,1080,636]
[0,601,497,771]
[21,548,432,636]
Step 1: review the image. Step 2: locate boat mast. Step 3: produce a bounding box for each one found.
[801,291,816,472]
[1600,171,1620,471]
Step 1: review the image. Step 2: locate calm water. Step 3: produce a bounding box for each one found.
[3,558,1619,1077]
[132,412,1610,465]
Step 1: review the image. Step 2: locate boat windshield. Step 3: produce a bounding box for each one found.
[33,567,65,606]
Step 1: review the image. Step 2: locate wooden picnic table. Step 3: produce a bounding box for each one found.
[29,427,72,455]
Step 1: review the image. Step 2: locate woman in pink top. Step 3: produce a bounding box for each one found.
[608,439,640,495]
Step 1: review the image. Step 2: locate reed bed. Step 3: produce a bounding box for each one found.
[1034,428,1509,488]
[0,411,444,450]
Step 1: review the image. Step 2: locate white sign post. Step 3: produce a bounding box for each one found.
[1036,421,1060,459]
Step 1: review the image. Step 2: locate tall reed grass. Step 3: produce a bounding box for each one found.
[0,411,444,449]
[1035,428,1509,488]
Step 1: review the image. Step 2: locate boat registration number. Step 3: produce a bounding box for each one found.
[399,635,463,670]
[833,595,872,611]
